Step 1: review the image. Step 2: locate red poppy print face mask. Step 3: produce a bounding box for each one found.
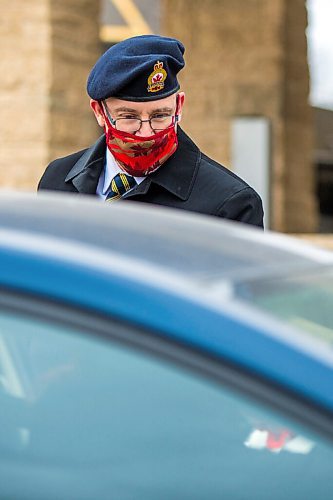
[101,106,179,177]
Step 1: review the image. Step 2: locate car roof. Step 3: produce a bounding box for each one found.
[0,191,332,281]
[1,191,333,412]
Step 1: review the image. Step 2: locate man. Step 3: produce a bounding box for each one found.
[38,34,264,228]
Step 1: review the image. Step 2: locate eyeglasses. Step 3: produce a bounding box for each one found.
[110,115,178,133]
[102,102,179,134]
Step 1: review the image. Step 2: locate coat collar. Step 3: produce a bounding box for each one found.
[65,135,105,194]
[66,128,201,200]
[144,127,201,201]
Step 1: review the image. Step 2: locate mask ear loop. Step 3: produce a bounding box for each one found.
[175,94,181,124]
[99,100,116,128]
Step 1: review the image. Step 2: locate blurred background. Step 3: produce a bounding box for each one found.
[1,0,332,235]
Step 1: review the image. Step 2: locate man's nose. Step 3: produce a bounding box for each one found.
[136,119,154,137]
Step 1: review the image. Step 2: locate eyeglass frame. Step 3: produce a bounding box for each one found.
[101,96,180,134]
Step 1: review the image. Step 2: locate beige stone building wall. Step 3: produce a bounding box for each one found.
[162,0,318,233]
[0,1,51,189]
[49,0,101,162]
[0,0,100,191]
[283,1,317,232]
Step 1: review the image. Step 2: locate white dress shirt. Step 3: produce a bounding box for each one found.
[96,148,145,200]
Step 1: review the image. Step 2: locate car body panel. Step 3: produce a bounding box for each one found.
[0,192,333,413]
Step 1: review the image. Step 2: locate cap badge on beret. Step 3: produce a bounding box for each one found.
[147,61,167,93]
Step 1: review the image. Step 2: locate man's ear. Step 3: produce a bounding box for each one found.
[90,99,105,128]
[177,92,185,122]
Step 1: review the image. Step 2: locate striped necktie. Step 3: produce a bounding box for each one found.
[105,173,137,202]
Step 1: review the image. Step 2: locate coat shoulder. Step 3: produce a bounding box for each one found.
[196,152,264,228]
[38,148,89,191]
[200,152,253,192]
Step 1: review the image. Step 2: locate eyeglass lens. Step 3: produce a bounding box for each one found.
[115,116,174,133]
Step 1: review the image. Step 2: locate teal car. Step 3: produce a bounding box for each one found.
[0,192,333,499]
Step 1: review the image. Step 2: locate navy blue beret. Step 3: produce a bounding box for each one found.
[87,34,185,102]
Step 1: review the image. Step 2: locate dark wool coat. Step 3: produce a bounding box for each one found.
[38,128,264,228]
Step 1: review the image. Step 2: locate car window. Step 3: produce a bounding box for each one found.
[236,269,333,345]
[0,307,333,500]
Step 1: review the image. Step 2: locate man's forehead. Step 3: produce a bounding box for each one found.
[106,95,176,112]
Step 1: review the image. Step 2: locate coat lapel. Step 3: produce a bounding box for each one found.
[65,135,106,194]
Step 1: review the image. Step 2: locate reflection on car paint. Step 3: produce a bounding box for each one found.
[0,335,25,399]
[244,427,315,454]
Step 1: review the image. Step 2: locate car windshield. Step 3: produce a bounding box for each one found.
[236,267,333,345]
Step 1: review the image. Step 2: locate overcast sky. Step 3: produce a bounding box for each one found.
[307,0,333,109]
